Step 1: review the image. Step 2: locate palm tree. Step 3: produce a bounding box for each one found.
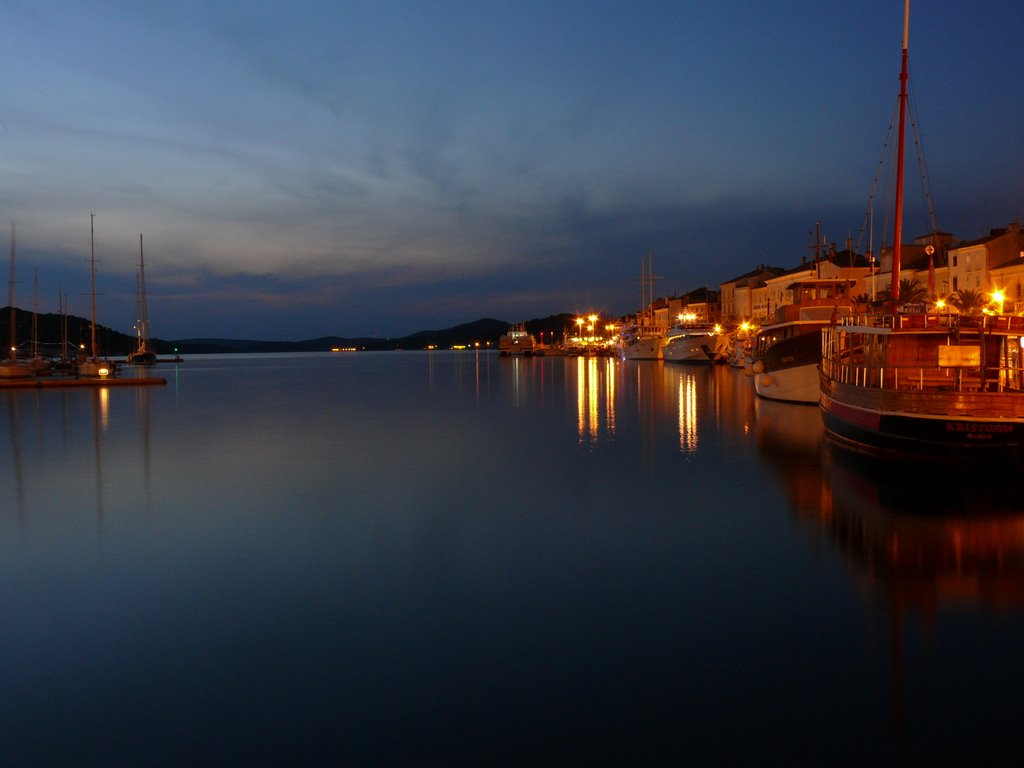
[877,277,929,304]
[947,288,987,316]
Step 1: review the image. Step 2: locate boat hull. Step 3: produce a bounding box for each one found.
[753,330,823,404]
[820,379,1024,459]
[755,362,820,404]
[663,334,724,364]
[621,336,665,361]
[0,362,34,379]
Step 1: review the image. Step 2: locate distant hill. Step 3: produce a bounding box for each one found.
[0,308,580,355]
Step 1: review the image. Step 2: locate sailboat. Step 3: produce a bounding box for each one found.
[818,0,1024,459]
[76,213,115,378]
[619,253,671,360]
[127,234,157,365]
[0,223,37,379]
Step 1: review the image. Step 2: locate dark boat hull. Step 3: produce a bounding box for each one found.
[820,386,1024,460]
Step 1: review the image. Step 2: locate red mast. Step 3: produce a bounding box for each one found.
[890,0,910,303]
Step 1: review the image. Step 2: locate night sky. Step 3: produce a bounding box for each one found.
[1,0,1022,340]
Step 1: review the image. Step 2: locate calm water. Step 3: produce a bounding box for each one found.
[2,352,1024,766]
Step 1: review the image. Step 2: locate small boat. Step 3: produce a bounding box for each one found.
[818,0,1024,459]
[498,323,537,356]
[751,276,855,404]
[127,234,157,365]
[662,319,727,364]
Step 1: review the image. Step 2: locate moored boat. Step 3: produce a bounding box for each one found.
[752,277,854,404]
[619,322,670,360]
[820,312,1024,459]
[818,0,1024,460]
[77,213,116,378]
[127,234,157,365]
[662,320,727,364]
[1,223,37,380]
[498,323,537,356]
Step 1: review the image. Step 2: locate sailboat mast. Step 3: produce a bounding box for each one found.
[8,223,15,360]
[138,234,150,350]
[89,212,98,359]
[32,270,38,361]
[890,0,910,303]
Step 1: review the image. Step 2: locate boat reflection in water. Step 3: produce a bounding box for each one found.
[755,396,1024,760]
[824,446,1024,611]
[755,397,1024,610]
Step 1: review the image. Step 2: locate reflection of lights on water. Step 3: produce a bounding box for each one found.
[587,358,599,440]
[99,386,110,430]
[678,373,697,453]
[512,356,521,407]
[577,357,585,439]
[606,359,616,433]
[577,357,617,443]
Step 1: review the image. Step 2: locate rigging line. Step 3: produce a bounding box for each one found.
[856,98,900,255]
[906,75,940,234]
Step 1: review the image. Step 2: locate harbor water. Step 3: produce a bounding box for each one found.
[2,352,1024,765]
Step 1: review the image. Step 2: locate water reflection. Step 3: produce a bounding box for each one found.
[825,447,1024,611]
[753,396,1024,611]
[676,370,698,453]
[5,393,26,525]
[576,356,616,444]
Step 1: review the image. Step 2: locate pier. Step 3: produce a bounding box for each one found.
[0,376,167,389]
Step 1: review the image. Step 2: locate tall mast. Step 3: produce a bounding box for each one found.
[640,253,648,324]
[89,212,98,359]
[32,269,39,360]
[890,0,910,302]
[137,234,150,352]
[8,223,15,360]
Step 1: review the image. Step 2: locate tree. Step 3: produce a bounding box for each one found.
[947,288,987,316]
[877,278,929,304]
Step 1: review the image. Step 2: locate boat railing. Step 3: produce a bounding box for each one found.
[823,352,1024,394]
[838,312,962,330]
[839,312,1024,333]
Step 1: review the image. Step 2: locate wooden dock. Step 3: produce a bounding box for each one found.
[0,376,167,390]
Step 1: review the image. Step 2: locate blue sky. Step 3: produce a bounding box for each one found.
[1,0,1022,340]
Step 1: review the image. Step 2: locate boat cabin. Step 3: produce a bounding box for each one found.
[768,278,856,325]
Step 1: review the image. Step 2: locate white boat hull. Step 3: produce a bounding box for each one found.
[621,336,665,360]
[663,333,725,364]
[754,362,819,404]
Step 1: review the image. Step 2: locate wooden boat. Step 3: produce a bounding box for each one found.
[818,0,1024,459]
[820,312,1024,458]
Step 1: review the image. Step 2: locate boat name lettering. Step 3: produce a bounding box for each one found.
[944,422,1014,434]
